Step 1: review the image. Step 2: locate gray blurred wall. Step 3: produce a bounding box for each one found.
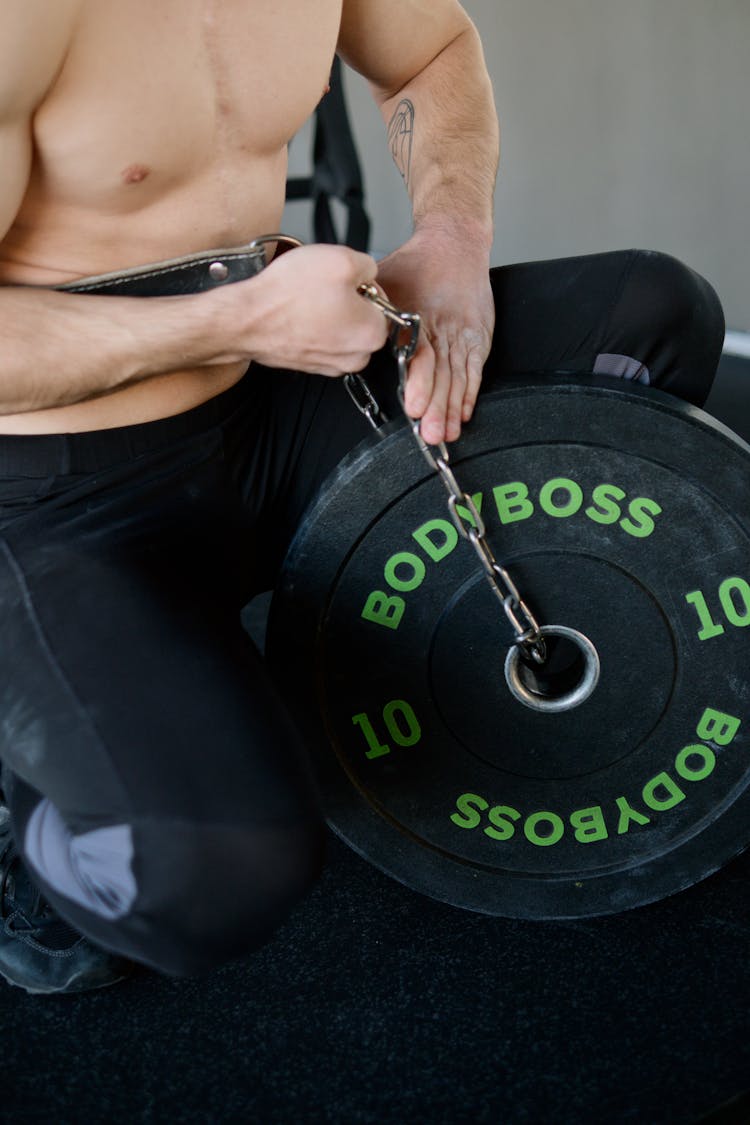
[286,1,749,331]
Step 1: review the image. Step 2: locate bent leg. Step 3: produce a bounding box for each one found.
[485,249,725,405]
[0,529,323,977]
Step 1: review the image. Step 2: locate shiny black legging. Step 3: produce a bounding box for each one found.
[0,251,724,975]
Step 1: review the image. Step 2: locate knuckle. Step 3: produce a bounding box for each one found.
[372,321,389,349]
[344,249,375,281]
[320,245,356,281]
[349,352,371,373]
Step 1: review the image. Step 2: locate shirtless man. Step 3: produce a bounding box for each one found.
[0,1,724,995]
[0,0,497,441]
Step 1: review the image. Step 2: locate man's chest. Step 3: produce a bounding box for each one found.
[32,0,343,206]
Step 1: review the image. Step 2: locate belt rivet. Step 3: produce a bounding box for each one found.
[209,261,229,281]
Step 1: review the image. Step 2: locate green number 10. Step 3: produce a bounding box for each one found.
[685,576,750,640]
[351,700,422,759]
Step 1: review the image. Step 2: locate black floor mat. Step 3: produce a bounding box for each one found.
[3,831,750,1124]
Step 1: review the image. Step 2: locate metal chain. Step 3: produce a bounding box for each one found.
[343,371,389,430]
[351,283,547,664]
[343,281,420,430]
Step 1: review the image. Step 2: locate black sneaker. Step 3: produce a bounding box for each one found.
[0,806,131,995]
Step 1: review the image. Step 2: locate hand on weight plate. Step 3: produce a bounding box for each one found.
[375,228,494,445]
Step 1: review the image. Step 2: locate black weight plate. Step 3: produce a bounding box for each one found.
[267,377,750,919]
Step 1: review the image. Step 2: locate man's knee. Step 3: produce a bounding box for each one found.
[628,250,724,344]
[23,806,326,977]
[603,250,725,405]
[131,816,327,977]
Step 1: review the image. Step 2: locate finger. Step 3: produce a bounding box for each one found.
[402,338,436,420]
[345,250,380,287]
[350,291,390,351]
[418,345,453,446]
[369,310,391,352]
[445,340,470,442]
[347,349,384,375]
[462,347,486,422]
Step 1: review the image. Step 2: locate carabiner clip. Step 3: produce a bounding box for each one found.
[357,283,421,361]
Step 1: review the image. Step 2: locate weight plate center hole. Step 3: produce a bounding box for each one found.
[504,625,601,714]
[520,634,586,696]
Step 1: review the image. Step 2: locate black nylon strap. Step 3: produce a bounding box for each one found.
[286,57,371,252]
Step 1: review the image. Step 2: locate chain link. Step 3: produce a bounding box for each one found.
[354,287,547,664]
[343,372,389,430]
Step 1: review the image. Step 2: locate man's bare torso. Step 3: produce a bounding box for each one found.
[0,0,342,432]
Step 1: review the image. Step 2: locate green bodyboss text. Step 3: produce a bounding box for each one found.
[361,476,662,631]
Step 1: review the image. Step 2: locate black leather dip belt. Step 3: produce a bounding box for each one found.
[56,234,302,298]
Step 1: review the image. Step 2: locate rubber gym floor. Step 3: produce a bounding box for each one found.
[3,352,749,1125]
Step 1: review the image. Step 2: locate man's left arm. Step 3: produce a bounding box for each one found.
[338,0,500,444]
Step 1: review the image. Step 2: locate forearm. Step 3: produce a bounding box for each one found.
[378,24,499,244]
[0,243,388,415]
[0,285,231,414]
[339,2,499,443]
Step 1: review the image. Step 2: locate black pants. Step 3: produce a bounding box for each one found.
[0,251,724,975]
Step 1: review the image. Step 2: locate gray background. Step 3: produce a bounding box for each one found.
[286,0,749,332]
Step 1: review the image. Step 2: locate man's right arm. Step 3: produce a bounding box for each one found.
[0,247,389,415]
[0,4,387,416]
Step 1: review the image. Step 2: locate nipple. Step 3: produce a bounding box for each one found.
[121,164,150,185]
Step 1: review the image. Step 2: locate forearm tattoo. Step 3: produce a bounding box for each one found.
[387,99,415,187]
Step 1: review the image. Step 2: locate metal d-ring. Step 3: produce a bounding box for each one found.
[246,233,305,263]
[504,625,600,713]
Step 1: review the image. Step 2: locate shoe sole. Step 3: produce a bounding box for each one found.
[3,966,130,996]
